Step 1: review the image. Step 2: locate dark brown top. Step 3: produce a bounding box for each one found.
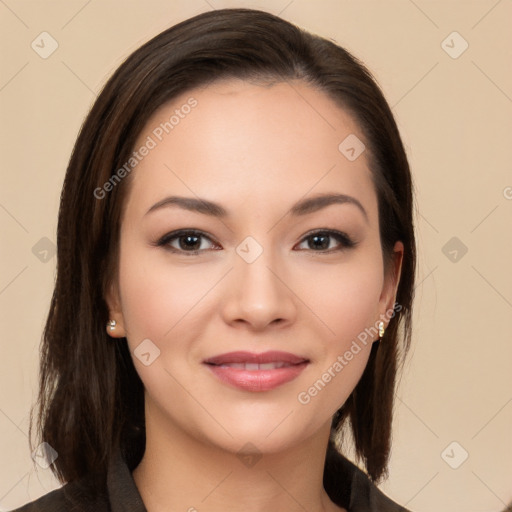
[11,448,411,511]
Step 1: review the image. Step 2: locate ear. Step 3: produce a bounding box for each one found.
[105,280,126,338]
[378,241,404,322]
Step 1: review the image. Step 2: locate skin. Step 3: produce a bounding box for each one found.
[106,78,403,512]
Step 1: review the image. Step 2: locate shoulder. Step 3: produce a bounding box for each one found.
[349,465,411,512]
[324,448,411,512]
[9,475,109,512]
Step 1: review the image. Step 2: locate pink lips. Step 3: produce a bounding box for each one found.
[203,351,309,392]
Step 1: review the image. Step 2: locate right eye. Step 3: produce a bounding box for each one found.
[156,229,220,255]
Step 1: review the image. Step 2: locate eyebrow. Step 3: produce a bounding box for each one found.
[146,193,368,223]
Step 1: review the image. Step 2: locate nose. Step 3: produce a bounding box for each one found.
[220,249,297,332]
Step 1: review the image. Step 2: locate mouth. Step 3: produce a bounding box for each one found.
[203,350,309,366]
[203,351,310,392]
[207,361,298,370]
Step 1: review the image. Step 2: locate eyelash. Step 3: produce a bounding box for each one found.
[154,229,357,255]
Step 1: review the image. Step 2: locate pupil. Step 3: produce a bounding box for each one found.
[311,234,329,250]
[181,235,200,250]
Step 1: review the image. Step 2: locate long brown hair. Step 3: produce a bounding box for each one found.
[30,7,416,488]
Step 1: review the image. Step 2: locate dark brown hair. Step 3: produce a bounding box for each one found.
[30,7,416,488]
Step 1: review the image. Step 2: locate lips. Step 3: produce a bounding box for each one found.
[203,351,309,392]
[209,361,291,370]
[204,350,308,365]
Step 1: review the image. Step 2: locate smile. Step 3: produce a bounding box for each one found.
[203,351,309,392]
[215,362,293,370]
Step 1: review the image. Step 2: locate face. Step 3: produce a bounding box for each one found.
[107,79,403,455]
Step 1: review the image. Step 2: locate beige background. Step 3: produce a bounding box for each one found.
[1,1,511,511]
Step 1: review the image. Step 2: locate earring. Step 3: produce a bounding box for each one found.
[378,321,385,340]
[108,319,117,331]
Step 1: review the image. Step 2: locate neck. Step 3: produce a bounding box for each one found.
[132,402,346,512]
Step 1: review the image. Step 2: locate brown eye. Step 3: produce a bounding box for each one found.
[156,230,219,254]
[175,233,203,251]
[296,230,356,252]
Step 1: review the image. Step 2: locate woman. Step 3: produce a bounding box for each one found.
[15,8,416,512]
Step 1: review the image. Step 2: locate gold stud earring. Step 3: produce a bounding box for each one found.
[108,319,117,332]
[378,321,385,340]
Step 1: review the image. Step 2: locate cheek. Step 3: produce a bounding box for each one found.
[117,238,213,344]
[302,254,384,345]
[296,269,379,414]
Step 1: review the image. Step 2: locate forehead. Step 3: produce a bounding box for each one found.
[124,79,377,223]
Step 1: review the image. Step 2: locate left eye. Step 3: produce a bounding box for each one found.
[295,230,355,252]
